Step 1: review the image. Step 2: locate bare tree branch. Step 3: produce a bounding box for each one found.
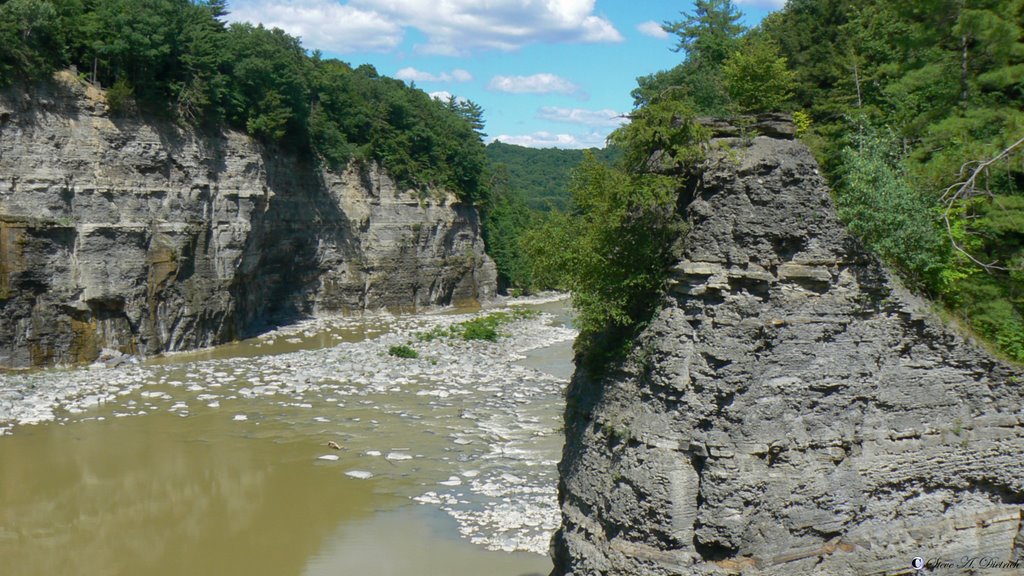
[940,134,1024,272]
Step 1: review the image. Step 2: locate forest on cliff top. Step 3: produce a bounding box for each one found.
[0,0,489,203]
[1,0,1022,362]
[507,0,1024,364]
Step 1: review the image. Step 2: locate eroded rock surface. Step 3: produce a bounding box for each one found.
[0,75,495,367]
[552,124,1024,575]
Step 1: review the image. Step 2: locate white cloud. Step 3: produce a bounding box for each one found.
[226,0,403,53]
[228,0,623,55]
[429,91,469,104]
[636,20,669,39]
[451,69,473,82]
[490,130,609,149]
[395,67,473,83]
[734,0,786,8]
[536,106,626,127]
[488,73,583,97]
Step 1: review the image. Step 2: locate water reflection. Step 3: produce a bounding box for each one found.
[0,412,386,576]
[0,298,573,576]
[305,507,549,576]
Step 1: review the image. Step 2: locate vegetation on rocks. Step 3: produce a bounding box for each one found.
[416,310,539,344]
[760,0,1024,362]
[0,0,487,203]
[387,344,419,359]
[527,0,1024,364]
[2,0,1021,360]
[521,102,700,366]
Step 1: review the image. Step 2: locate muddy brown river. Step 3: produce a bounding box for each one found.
[0,297,575,576]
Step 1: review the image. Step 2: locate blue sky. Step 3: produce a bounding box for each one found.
[225,0,782,149]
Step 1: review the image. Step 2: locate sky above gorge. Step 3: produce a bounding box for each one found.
[225,0,781,149]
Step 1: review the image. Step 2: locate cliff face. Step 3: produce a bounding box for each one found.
[552,121,1024,575]
[0,74,495,368]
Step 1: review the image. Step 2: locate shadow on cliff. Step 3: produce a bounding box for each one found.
[103,112,361,348]
[226,144,360,340]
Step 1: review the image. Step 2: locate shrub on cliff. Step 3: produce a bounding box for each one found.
[522,99,701,366]
[722,37,796,114]
[388,344,418,359]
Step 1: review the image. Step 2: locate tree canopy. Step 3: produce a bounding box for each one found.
[535,0,1024,364]
[761,0,1024,362]
[0,0,488,204]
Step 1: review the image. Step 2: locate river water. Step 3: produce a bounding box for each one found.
[0,297,575,576]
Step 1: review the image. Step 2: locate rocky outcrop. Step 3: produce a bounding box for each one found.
[552,121,1024,575]
[0,73,495,368]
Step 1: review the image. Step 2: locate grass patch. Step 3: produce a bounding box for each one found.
[416,309,540,343]
[416,325,450,342]
[387,344,419,359]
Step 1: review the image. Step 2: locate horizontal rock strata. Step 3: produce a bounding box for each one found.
[0,74,495,367]
[552,122,1024,575]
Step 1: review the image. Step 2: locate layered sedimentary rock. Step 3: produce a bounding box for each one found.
[0,74,495,367]
[552,119,1024,575]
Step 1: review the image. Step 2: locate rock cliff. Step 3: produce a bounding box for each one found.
[0,74,495,368]
[552,119,1024,575]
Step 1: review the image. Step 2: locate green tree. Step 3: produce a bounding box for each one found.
[484,141,621,212]
[761,0,1024,361]
[522,102,704,365]
[522,153,686,362]
[664,0,746,68]
[637,0,746,113]
[834,123,950,288]
[722,37,796,113]
[611,98,707,173]
[173,0,229,123]
[223,22,310,141]
[0,0,59,83]
[481,165,535,291]
[83,0,180,100]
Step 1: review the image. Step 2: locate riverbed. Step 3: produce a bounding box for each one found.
[0,296,575,576]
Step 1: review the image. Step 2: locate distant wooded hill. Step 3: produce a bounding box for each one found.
[485,142,621,211]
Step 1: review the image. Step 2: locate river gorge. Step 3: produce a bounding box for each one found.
[3,68,1023,576]
[0,296,573,575]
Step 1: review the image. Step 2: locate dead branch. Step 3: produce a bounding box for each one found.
[940,133,1024,273]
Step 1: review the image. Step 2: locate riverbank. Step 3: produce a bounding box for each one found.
[0,296,576,574]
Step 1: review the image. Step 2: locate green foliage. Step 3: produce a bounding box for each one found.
[481,143,623,293]
[761,0,1024,362]
[722,37,796,113]
[481,165,536,290]
[172,0,228,124]
[516,96,706,366]
[0,0,488,204]
[610,99,708,173]
[453,310,538,342]
[416,310,539,343]
[792,110,813,137]
[415,325,449,343]
[484,141,621,212]
[104,76,134,114]
[306,60,488,201]
[456,318,500,342]
[665,0,746,69]
[834,123,950,288]
[223,23,309,142]
[522,144,693,365]
[636,0,746,114]
[632,0,1024,361]
[0,0,61,84]
[387,344,419,359]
